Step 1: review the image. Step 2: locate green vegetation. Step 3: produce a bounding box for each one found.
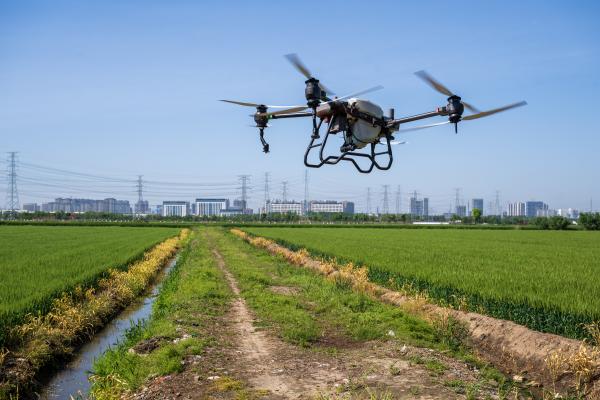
[243,227,600,339]
[0,225,179,344]
[209,228,439,348]
[90,229,232,397]
[579,212,600,230]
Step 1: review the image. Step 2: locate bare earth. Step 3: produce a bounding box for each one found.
[130,246,499,400]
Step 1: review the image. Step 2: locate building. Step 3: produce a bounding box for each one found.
[41,198,132,214]
[195,198,228,216]
[472,198,484,213]
[557,208,579,219]
[23,203,40,212]
[507,202,526,217]
[162,201,189,217]
[455,205,467,218]
[135,200,149,214]
[526,201,548,218]
[409,195,429,217]
[220,207,244,216]
[309,201,355,214]
[267,200,303,215]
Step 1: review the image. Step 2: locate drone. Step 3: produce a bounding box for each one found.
[221,54,527,173]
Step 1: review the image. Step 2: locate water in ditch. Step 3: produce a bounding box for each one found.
[38,256,179,399]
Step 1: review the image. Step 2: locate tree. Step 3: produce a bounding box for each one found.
[472,208,482,223]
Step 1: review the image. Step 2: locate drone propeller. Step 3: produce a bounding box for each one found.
[220,99,300,109]
[390,140,407,146]
[285,53,335,95]
[397,101,527,133]
[462,101,527,120]
[256,85,384,118]
[414,70,480,113]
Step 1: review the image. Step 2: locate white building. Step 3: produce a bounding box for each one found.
[162,201,189,217]
[267,200,303,215]
[557,208,579,219]
[196,198,228,216]
[507,202,526,217]
[309,201,354,214]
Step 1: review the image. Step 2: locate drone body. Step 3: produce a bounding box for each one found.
[222,54,526,173]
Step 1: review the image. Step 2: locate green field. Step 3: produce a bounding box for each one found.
[243,227,600,339]
[0,225,180,343]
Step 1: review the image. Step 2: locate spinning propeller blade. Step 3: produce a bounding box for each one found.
[399,121,451,133]
[414,70,480,113]
[257,85,384,117]
[462,101,527,120]
[220,99,302,109]
[390,140,407,145]
[284,53,335,95]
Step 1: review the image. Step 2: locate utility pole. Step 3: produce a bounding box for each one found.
[382,185,390,214]
[135,175,144,217]
[395,185,401,214]
[366,187,372,214]
[282,181,288,202]
[6,152,19,216]
[304,170,309,215]
[238,175,251,211]
[263,172,270,213]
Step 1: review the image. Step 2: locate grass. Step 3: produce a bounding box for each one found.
[89,229,232,398]
[242,227,600,339]
[207,227,441,349]
[0,225,180,343]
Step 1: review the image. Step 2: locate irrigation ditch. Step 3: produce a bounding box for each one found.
[0,229,190,399]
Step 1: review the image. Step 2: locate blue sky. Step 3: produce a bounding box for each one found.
[1,0,599,213]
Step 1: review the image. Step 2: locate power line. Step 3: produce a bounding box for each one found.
[366,187,372,214]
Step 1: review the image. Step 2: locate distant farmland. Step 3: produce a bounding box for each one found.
[0,225,180,342]
[243,227,600,339]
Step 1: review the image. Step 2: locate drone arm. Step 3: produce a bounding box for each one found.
[270,112,313,120]
[387,107,446,129]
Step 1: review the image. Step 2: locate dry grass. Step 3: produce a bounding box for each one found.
[0,229,189,396]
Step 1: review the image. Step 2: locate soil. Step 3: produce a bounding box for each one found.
[130,246,500,400]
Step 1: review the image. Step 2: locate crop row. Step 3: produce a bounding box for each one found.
[242,227,600,339]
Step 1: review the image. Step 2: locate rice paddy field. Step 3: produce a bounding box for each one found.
[0,225,180,343]
[242,227,600,339]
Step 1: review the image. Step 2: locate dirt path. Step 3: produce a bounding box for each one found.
[211,248,341,397]
[132,235,502,399]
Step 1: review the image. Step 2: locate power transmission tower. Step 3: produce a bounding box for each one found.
[135,175,144,217]
[395,185,401,214]
[495,190,501,216]
[263,172,270,212]
[382,185,390,214]
[366,187,372,214]
[454,188,461,213]
[282,181,288,202]
[238,175,251,211]
[6,152,19,215]
[304,170,309,215]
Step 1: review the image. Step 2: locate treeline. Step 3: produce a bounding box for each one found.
[2,210,599,230]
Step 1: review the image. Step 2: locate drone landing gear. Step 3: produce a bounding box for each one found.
[303,117,393,174]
